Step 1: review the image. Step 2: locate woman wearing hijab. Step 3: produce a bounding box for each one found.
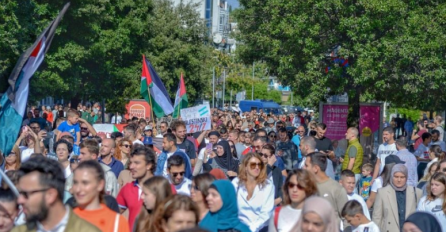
[372,164,422,232]
[403,212,442,232]
[209,140,239,179]
[292,196,339,232]
[199,180,250,232]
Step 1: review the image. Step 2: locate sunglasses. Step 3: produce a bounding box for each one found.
[121,144,131,148]
[288,183,304,190]
[19,188,49,199]
[80,127,89,131]
[172,172,185,177]
[249,162,264,169]
[259,152,270,158]
[296,130,305,133]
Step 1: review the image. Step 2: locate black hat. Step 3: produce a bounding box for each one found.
[385,155,405,165]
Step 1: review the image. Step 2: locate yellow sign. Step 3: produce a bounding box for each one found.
[362,127,372,137]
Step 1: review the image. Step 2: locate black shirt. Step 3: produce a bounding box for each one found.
[177,138,197,159]
[315,136,333,152]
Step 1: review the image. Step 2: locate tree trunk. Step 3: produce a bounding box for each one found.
[347,88,361,128]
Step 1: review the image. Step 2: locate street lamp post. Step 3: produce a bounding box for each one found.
[212,67,215,108]
[252,61,255,100]
[223,69,226,109]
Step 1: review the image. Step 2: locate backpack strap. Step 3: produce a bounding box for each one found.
[274,206,282,229]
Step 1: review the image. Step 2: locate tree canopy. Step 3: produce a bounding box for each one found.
[1,0,213,113]
[234,0,446,125]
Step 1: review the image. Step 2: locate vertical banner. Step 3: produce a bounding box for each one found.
[359,106,381,137]
[181,103,212,133]
[322,104,349,140]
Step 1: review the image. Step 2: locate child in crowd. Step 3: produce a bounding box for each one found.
[358,163,373,201]
[57,109,81,145]
[339,170,370,220]
[342,200,379,232]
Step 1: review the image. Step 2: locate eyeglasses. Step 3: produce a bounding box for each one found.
[259,152,269,158]
[172,172,185,177]
[249,162,264,169]
[80,127,89,131]
[121,144,131,148]
[288,183,304,190]
[19,188,49,199]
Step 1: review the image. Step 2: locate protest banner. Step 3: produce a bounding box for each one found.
[93,124,127,138]
[181,104,211,133]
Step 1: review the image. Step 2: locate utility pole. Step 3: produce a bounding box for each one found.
[252,62,255,100]
[223,69,226,109]
[212,67,215,108]
[230,90,233,109]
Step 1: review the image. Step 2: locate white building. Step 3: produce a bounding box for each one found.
[172,0,234,52]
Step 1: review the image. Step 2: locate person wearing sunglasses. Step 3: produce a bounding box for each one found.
[5,145,21,172]
[15,156,101,232]
[232,152,274,232]
[79,118,97,143]
[269,169,318,232]
[267,131,277,144]
[168,154,192,196]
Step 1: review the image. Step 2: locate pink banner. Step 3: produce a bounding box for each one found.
[322,104,381,140]
[360,106,380,135]
[322,105,349,140]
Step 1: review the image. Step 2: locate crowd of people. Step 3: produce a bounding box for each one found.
[0,105,445,232]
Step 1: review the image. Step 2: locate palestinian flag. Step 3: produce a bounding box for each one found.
[141,55,174,118]
[172,73,188,118]
[0,3,70,157]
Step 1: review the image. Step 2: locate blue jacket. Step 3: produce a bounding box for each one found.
[155,147,192,179]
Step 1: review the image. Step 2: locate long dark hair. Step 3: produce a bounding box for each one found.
[381,163,396,187]
[134,176,173,232]
[192,173,215,207]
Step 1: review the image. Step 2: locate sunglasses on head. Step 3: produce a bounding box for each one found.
[288,182,304,190]
[172,172,185,177]
[249,162,264,169]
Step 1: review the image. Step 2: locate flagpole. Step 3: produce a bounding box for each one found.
[177,73,182,119]
[147,88,156,127]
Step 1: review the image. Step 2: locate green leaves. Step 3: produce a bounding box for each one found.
[235,0,446,111]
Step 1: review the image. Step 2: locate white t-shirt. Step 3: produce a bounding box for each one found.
[371,177,383,193]
[170,177,192,196]
[417,196,446,229]
[352,221,380,232]
[20,148,34,163]
[268,205,302,232]
[347,193,371,220]
[377,143,398,174]
[133,139,144,145]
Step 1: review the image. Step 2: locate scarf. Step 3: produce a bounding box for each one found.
[390,163,408,191]
[405,212,442,232]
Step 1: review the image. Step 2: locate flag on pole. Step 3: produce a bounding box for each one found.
[141,55,174,118]
[172,73,188,118]
[0,3,70,156]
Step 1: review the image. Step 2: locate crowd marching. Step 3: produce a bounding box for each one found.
[1,103,446,232]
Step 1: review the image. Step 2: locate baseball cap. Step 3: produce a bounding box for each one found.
[385,155,405,165]
[144,126,152,131]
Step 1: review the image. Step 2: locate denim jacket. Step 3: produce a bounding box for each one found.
[155,147,192,179]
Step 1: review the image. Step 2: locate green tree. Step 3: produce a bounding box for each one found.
[1,0,213,115]
[234,0,446,126]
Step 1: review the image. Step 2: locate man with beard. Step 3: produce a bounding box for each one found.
[14,156,100,232]
[116,145,156,231]
[79,118,97,142]
[171,121,196,166]
[167,154,192,196]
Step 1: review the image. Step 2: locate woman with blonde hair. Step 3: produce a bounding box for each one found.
[5,145,21,171]
[134,176,174,232]
[417,172,446,229]
[232,152,274,232]
[293,196,339,232]
[151,195,200,232]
